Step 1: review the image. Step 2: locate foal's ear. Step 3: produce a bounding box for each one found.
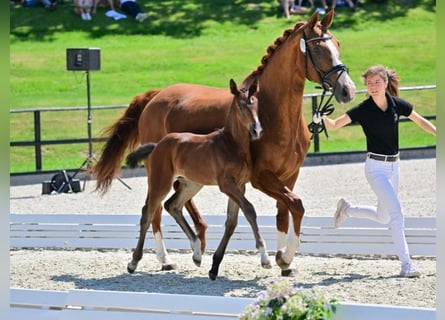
[229,78,238,95]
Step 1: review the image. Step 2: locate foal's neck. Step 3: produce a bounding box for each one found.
[222,103,251,151]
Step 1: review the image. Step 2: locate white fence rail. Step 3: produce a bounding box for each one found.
[9,214,436,319]
[10,214,436,256]
[10,288,436,320]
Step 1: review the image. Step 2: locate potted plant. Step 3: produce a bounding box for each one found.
[239,279,338,320]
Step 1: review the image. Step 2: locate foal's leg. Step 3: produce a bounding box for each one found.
[173,179,208,254]
[127,196,157,273]
[209,181,271,280]
[251,171,304,277]
[151,206,178,271]
[164,178,203,266]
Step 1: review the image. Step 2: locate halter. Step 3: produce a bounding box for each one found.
[301,30,348,138]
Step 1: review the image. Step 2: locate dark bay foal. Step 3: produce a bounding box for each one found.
[125,78,271,280]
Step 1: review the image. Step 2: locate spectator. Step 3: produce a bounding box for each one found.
[320,0,358,11]
[118,0,148,22]
[92,0,127,20]
[278,0,308,19]
[22,0,56,10]
[92,0,116,13]
[74,0,94,20]
[297,0,314,10]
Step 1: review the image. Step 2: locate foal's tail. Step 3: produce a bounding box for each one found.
[92,89,161,195]
[126,143,157,169]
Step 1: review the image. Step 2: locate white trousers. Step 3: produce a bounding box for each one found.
[345,157,411,264]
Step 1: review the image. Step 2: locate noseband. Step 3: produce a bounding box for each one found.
[301,31,349,138]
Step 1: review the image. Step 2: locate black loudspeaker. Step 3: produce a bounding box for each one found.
[66,48,101,71]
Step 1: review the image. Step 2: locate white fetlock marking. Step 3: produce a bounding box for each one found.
[282,234,300,264]
[259,246,271,266]
[277,231,287,252]
[154,232,173,265]
[191,239,202,262]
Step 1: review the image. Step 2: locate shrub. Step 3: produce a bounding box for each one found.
[239,279,338,320]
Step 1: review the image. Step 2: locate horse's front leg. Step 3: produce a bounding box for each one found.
[251,171,304,277]
[164,179,203,266]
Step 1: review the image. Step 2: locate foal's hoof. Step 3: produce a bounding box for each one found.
[161,263,178,271]
[262,261,273,269]
[208,271,217,281]
[281,268,298,277]
[127,262,137,274]
[275,250,291,270]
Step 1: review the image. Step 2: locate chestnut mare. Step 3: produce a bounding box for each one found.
[93,9,356,277]
[125,78,269,280]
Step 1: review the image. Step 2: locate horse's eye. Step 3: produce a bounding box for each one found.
[248,97,255,105]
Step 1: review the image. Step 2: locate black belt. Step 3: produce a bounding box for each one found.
[367,153,399,162]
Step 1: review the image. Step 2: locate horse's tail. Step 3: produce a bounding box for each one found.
[126,143,157,168]
[92,89,161,195]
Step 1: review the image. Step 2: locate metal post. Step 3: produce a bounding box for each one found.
[86,70,93,161]
[33,110,42,171]
[311,96,320,153]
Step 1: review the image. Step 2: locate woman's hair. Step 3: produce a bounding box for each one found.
[361,64,400,97]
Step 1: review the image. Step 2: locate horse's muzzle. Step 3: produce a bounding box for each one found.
[334,74,356,104]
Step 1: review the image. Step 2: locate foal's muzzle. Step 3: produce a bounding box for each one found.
[249,121,263,141]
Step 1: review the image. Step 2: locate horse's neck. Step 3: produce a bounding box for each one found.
[258,38,306,123]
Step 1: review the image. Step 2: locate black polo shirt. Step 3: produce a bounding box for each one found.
[346,94,413,155]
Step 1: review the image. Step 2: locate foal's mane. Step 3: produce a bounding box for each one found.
[242,22,306,87]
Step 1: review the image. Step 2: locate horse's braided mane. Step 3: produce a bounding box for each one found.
[247,21,306,80]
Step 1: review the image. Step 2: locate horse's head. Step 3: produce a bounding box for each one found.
[229,78,263,141]
[301,9,356,103]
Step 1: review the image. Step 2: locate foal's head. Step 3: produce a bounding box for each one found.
[229,78,262,141]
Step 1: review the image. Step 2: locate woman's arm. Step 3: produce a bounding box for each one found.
[408,110,436,136]
[322,113,352,131]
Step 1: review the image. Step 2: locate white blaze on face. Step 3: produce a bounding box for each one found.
[325,34,356,95]
[325,35,342,66]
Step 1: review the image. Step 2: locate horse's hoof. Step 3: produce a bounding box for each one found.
[281,268,298,277]
[161,263,178,271]
[208,271,217,281]
[262,261,273,269]
[127,262,137,274]
[275,250,291,270]
[193,258,202,267]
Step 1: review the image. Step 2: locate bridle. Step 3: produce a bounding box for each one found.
[301,30,349,138]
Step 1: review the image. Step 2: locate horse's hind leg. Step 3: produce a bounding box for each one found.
[164,178,203,266]
[173,179,208,253]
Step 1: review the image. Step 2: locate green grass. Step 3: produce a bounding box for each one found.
[10,0,436,173]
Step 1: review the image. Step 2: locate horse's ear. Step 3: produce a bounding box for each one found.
[320,8,334,31]
[248,78,258,98]
[306,10,319,29]
[229,78,238,95]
